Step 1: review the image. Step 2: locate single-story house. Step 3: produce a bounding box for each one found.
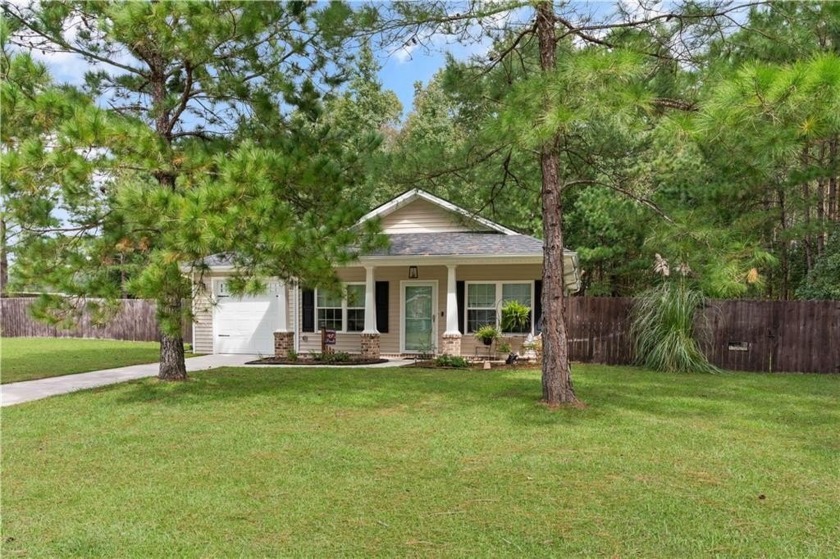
[192,189,580,358]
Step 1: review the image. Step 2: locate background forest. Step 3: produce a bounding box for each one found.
[363,1,840,301]
[4,2,838,303]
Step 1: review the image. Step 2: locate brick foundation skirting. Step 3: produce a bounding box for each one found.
[360,333,381,359]
[441,333,462,356]
[274,331,295,357]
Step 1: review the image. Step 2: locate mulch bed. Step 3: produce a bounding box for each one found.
[246,357,389,366]
[403,360,538,370]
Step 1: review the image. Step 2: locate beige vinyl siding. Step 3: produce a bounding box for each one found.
[297,264,543,356]
[380,199,487,234]
[192,279,214,354]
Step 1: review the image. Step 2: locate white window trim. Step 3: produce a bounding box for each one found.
[315,283,366,333]
[464,281,535,336]
[465,282,497,334]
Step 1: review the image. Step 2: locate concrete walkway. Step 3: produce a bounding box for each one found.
[1,355,405,407]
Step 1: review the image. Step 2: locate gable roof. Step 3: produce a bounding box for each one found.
[364,232,546,257]
[197,189,581,292]
[357,189,519,236]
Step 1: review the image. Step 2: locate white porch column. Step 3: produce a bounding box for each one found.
[444,265,460,335]
[275,281,289,333]
[273,281,294,357]
[362,265,378,334]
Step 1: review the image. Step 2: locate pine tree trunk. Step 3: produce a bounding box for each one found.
[158,297,187,381]
[536,1,578,407]
[148,52,188,381]
[817,141,826,255]
[0,217,8,295]
[829,136,838,222]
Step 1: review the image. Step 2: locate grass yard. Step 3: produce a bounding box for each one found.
[2,365,838,558]
[0,337,192,384]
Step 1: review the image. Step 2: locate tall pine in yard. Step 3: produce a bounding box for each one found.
[373,1,743,405]
[2,1,381,379]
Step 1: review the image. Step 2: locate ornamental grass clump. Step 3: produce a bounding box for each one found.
[630,282,719,373]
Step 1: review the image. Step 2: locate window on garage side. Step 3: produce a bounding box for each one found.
[316,284,366,332]
[316,290,343,331]
[466,283,496,333]
[345,284,366,332]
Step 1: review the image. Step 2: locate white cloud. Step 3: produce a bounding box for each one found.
[392,43,417,64]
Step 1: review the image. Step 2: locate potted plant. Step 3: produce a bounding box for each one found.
[497,339,512,354]
[474,325,500,346]
[501,300,531,333]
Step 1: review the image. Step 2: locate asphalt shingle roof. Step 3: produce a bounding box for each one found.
[201,253,234,267]
[199,233,548,267]
[365,233,543,257]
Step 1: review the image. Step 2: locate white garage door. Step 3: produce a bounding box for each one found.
[213,280,283,354]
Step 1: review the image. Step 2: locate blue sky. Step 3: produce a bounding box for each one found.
[379,48,446,115]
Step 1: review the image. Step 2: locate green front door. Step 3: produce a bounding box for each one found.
[404,284,434,352]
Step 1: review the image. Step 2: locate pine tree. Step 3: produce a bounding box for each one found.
[2,1,379,379]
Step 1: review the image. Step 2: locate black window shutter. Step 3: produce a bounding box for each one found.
[302,289,315,332]
[375,281,389,333]
[456,281,465,334]
[534,280,543,333]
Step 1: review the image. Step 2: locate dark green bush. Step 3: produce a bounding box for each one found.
[435,354,469,368]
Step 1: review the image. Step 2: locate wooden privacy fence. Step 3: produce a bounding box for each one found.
[0,298,192,342]
[566,297,840,374]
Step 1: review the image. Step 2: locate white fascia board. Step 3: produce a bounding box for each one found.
[356,188,519,236]
[194,264,236,273]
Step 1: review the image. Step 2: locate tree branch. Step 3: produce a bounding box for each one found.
[2,6,146,77]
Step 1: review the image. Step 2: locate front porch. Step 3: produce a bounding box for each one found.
[288,261,547,360]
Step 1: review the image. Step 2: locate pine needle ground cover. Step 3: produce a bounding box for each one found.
[0,338,189,384]
[2,366,838,558]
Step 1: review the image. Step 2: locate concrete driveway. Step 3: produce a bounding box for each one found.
[1,354,257,407]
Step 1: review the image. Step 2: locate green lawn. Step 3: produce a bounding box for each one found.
[0,337,191,384]
[2,365,838,558]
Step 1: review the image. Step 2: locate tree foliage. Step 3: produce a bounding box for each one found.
[379,2,840,302]
[2,1,382,378]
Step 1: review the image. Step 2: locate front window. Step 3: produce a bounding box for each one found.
[467,283,497,333]
[317,290,343,331]
[346,284,366,332]
[465,282,534,334]
[316,284,366,332]
[501,283,532,334]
